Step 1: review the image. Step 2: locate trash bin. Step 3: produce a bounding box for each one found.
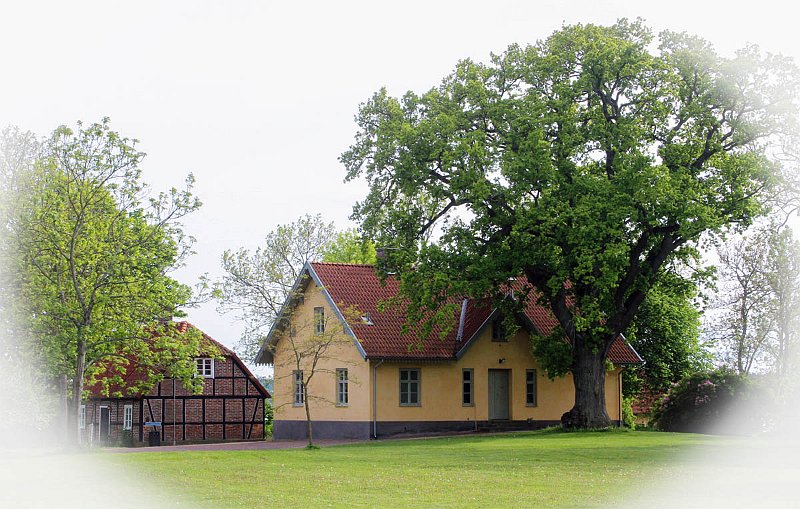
[148,430,161,446]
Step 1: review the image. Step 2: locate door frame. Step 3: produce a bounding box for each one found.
[99,405,111,440]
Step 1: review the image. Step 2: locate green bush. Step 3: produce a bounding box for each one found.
[621,397,636,430]
[119,429,135,447]
[650,369,761,434]
[264,400,274,439]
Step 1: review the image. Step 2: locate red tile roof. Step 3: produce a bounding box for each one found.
[309,262,642,364]
[85,322,270,399]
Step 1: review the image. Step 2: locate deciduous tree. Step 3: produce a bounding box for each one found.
[710,224,800,378]
[217,214,336,361]
[218,215,377,361]
[341,20,798,428]
[10,119,203,442]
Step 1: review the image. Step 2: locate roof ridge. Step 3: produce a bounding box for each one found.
[311,261,376,268]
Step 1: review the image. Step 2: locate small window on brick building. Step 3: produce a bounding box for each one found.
[195,358,214,378]
[123,404,133,430]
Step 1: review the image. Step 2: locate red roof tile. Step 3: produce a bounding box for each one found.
[309,262,642,365]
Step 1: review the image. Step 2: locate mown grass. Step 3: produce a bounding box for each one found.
[104,429,734,508]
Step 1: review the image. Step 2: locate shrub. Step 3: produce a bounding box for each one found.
[621,397,636,430]
[264,400,274,439]
[650,368,761,434]
[119,429,135,447]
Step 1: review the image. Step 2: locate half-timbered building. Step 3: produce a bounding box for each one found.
[80,322,270,445]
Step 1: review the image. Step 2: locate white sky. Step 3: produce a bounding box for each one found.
[1,0,797,363]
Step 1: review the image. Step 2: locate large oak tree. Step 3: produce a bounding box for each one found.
[341,21,799,428]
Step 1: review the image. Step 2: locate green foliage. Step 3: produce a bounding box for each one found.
[8,119,202,436]
[624,276,709,398]
[651,369,759,434]
[341,20,797,425]
[530,328,573,379]
[264,398,274,439]
[321,228,377,265]
[119,429,135,448]
[621,397,636,430]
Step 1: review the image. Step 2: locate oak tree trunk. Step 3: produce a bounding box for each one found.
[561,335,612,429]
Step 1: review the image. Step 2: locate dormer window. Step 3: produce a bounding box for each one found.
[195,357,214,378]
[361,313,374,325]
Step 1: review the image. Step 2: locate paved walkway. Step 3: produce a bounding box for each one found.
[104,438,365,453]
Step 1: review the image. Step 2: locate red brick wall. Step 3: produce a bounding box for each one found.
[79,399,140,445]
[84,355,267,444]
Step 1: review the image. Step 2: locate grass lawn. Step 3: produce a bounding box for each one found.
[102,429,745,508]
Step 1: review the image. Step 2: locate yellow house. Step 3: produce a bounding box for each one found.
[255,262,643,439]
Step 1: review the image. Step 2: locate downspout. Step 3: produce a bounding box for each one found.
[456,299,468,342]
[618,370,623,428]
[372,359,384,439]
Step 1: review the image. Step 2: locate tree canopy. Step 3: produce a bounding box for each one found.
[624,275,709,398]
[341,20,799,427]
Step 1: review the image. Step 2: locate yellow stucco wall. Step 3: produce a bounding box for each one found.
[372,326,622,423]
[272,283,371,423]
[273,282,622,424]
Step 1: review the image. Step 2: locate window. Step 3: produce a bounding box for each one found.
[314,307,325,335]
[526,369,537,406]
[79,405,86,429]
[491,318,508,342]
[195,358,214,378]
[462,369,474,406]
[123,404,133,430]
[399,368,420,406]
[293,370,304,405]
[336,368,349,405]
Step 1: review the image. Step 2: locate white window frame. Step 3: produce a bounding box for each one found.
[79,404,86,429]
[195,357,214,378]
[123,404,133,430]
[336,368,349,406]
[293,370,304,406]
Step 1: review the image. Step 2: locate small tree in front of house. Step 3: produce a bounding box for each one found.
[271,292,361,447]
